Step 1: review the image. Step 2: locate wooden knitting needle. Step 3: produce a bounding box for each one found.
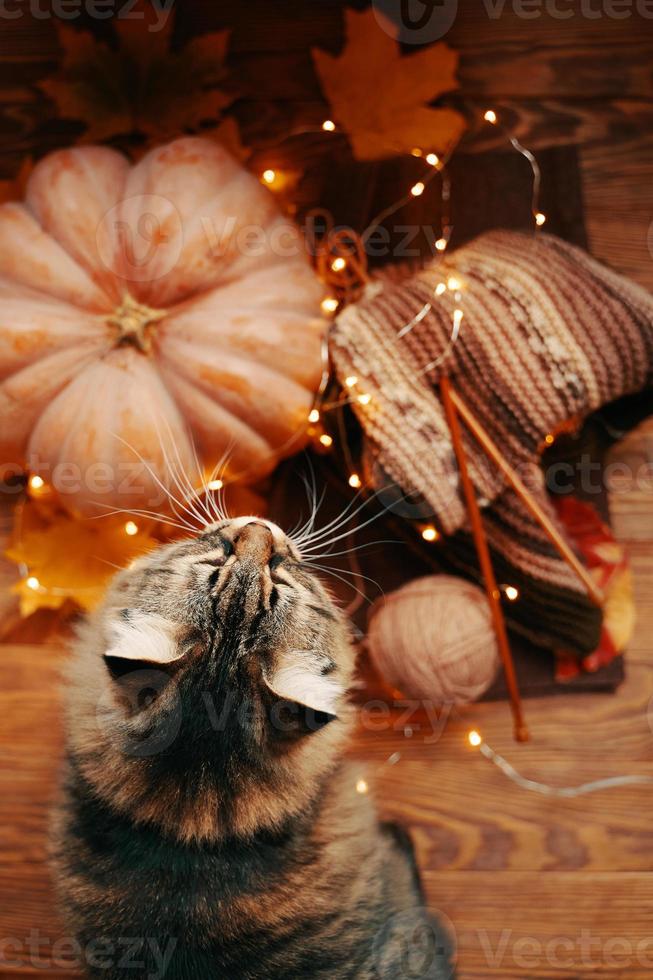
[440,376,529,743]
[446,385,604,608]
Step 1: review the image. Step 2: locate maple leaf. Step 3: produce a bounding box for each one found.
[312,8,465,161]
[39,1,237,146]
[6,500,158,616]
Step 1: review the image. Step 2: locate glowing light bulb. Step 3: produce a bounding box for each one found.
[349,473,362,489]
[447,276,461,292]
[357,393,371,405]
[535,212,547,226]
[321,297,338,314]
[29,475,45,491]
[356,779,369,794]
[319,434,333,448]
[411,181,425,197]
[26,576,41,591]
[453,308,464,328]
[410,147,423,157]
[308,408,320,423]
[261,169,276,184]
[468,730,482,747]
[208,479,223,491]
[426,152,439,167]
[544,433,555,446]
[435,238,447,252]
[322,119,336,132]
[345,375,358,388]
[484,109,497,124]
[435,281,447,295]
[421,526,439,542]
[504,585,520,601]
[124,521,138,536]
[331,256,346,273]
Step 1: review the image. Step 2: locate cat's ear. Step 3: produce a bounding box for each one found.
[104,610,185,679]
[262,651,343,739]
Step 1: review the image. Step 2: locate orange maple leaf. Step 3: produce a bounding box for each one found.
[312,8,465,161]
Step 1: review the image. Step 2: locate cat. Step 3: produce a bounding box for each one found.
[52,516,456,979]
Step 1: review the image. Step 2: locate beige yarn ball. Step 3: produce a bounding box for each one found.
[367,575,500,704]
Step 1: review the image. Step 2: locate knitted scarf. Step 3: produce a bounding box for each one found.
[331,230,653,654]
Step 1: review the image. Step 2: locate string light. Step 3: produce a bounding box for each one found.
[410,147,423,157]
[544,433,555,445]
[435,281,447,294]
[124,521,139,536]
[410,181,425,197]
[356,778,369,794]
[331,256,346,272]
[321,296,339,314]
[467,731,653,797]
[261,169,276,184]
[322,119,336,132]
[208,478,223,491]
[308,408,320,423]
[535,211,547,226]
[348,473,362,489]
[29,475,44,491]
[357,393,371,405]
[435,239,447,252]
[26,576,41,591]
[503,585,520,601]
[426,153,439,167]
[484,109,498,124]
[447,276,461,291]
[345,375,358,388]
[421,525,439,542]
[319,434,333,448]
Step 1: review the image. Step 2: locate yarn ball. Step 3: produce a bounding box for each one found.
[367,575,500,705]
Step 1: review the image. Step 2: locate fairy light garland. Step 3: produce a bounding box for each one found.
[466,731,653,797]
[17,110,544,604]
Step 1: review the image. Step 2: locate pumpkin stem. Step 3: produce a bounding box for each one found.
[107,294,167,354]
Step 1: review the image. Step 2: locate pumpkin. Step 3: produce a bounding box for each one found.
[0,137,325,516]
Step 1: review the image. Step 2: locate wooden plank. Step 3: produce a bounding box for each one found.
[423,870,653,979]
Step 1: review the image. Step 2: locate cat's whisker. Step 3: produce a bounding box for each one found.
[89,503,196,534]
[151,414,215,529]
[110,433,204,531]
[291,483,378,548]
[299,538,400,561]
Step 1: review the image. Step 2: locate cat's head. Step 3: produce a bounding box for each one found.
[66,517,356,842]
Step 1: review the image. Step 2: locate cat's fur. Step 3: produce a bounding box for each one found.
[52,517,455,979]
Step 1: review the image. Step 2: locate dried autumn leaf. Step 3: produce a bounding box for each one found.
[39,1,237,146]
[312,7,465,161]
[6,500,158,615]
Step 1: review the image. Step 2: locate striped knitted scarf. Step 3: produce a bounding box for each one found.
[331,230,653,655]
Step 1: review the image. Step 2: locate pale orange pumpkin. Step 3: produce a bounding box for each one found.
[0,138,325,516]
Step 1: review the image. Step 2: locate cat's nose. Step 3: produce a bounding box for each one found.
[233,521,274,568]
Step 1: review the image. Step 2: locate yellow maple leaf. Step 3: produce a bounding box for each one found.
[6,500,159,616]
[312,8,465,161]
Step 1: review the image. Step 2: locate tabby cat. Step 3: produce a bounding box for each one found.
[52,516,455,979]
